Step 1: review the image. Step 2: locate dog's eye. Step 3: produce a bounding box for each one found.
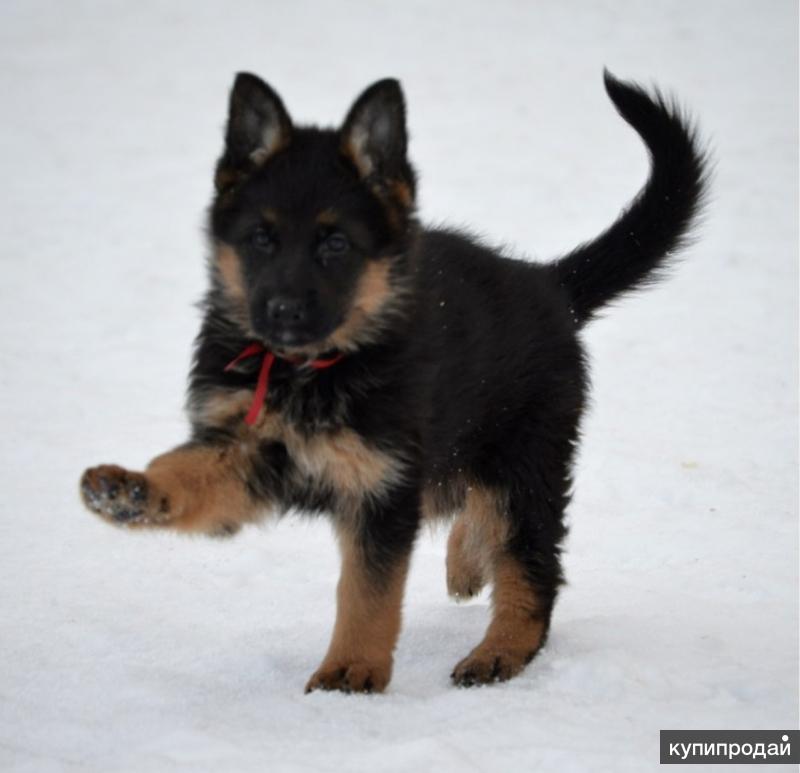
[251,227,277,253]
[320,231,350,258]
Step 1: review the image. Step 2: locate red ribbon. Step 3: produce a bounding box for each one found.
[224,343,343,426]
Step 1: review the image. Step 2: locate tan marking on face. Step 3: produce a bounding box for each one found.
[316,209,338,226]
[262,207,279,224]
[352,259,393,315]
[306,524,409,692]
[389,179,413,208]
[216,244,247,301]
[327,259,394,351]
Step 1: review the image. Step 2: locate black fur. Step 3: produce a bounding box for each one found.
[550,71,708,324]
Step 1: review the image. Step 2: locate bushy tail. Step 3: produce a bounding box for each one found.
[552,71,709,326]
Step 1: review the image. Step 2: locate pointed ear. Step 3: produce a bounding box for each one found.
[340,79,408,179]
[216,73,292,190]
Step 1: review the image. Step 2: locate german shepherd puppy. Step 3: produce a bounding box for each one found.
[80,71,706,692]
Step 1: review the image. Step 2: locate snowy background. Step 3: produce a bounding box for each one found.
[1,1,797,771]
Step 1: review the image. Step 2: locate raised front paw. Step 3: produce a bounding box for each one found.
[305,659,392,694]
[80,465,170,527]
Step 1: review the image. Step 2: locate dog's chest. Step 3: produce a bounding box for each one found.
[274,418,402,502]
[193,387,403,504]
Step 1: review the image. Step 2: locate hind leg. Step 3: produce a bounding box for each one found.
[450,457,570,686]
[446,514,486,599]
[450,549,554,685]
[446,487,508,600]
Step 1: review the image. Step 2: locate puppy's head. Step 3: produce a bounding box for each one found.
[209,73,417,356]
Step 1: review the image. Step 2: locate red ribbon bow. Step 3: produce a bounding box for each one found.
[224,343,343,426]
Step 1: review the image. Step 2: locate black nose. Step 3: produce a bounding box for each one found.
[266,296,307,325]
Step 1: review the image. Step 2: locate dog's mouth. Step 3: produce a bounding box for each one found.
[258,313,345,358]
[269,328,318,349]
[268,339,345,368]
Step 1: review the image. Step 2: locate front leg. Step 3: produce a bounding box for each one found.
[80,443,260,535]
[306,488,420,694]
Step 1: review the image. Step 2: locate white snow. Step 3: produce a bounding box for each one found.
[0,1,797,771]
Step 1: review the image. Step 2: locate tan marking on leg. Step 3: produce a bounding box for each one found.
[445,486,508,599]
[80,445,263,536]
[144,445,259,533]
[451,553,546,686]
[446,512,487,599]
[306,527,409,693]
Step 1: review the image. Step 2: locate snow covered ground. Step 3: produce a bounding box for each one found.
[0,1,797,771]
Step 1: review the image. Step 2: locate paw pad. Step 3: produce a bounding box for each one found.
[80,465,166,526]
